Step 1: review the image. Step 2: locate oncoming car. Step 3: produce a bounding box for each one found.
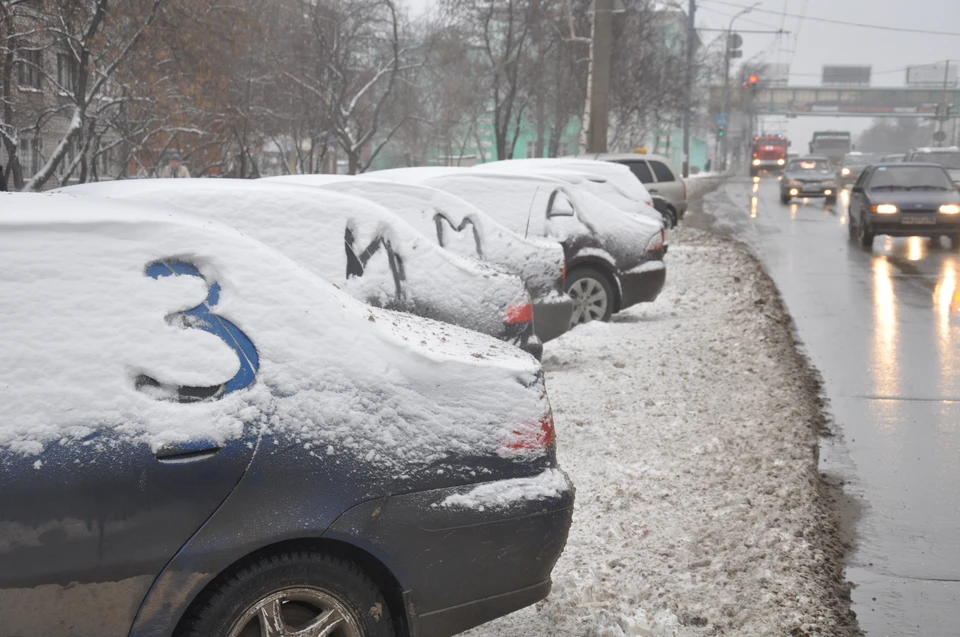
[848,162,960,249]
[0,193,574,637]
[780,156,840,205]
[56,179,543,358]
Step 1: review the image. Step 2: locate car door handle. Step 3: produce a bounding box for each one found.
[649,188,659,194]
[156,441,221,464]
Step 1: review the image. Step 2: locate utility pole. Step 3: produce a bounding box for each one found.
[681,0,696,177]
[586,0,619,154]
[936,60,950,147]
[720,3,760,171]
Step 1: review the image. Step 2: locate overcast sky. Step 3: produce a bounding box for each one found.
[403,0,960,146]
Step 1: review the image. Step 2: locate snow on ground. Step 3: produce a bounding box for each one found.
[465,225,859,637]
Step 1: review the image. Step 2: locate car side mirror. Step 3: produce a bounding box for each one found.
[547,191,575,217]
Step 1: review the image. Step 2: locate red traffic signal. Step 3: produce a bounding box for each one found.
[748,74,759,84]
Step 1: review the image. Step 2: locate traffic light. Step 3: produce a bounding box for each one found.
[743,74,760,94]
[717,129,725,137]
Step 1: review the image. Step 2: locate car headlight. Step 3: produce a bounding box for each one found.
[841,167,851,176]
[871,204,898,214]
[752,159,761,166]
[940,204,960,214]
[777,159,786,166]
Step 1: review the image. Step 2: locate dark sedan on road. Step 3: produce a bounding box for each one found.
[839,152,880,185]
[848,163,960,249]
[780,156,840,205]
[0,194,574,637]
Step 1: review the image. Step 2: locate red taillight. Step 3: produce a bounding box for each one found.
[504,303,534,324]
[645,229,665,253]
[503,414,556,452]
[560,264,566,286]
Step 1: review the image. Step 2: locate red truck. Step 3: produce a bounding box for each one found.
[750,134,789,177]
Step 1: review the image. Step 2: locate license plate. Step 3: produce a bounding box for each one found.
[901,216,936,225]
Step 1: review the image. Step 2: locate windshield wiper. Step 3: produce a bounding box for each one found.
[906,185,950,190]
[870,185,904,190]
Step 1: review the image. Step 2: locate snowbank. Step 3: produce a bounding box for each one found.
[465,227,856,637]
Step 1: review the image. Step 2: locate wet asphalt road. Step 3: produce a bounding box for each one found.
[706,176,960,637]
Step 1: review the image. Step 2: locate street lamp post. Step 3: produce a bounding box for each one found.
[719,2,760,171]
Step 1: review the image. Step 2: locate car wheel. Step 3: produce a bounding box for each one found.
[858,217,874,249]
[847,211,857,240]
[566,267,614,325]
[177,549,394,637]
[825,196,837,206]
[949,236,960,251]
[665,204,678,228]
[780,193,791,204]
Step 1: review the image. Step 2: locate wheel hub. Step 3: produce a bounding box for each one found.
[228,586,361,637]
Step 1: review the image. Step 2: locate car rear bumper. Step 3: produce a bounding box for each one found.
[323,471,575,637]
[868,214,960,236]
[618,260,666,310]
[533,294,574,343]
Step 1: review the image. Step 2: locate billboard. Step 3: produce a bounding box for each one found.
[822,65,871,87]
[907,63,959,88]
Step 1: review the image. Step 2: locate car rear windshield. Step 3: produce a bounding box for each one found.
[868,166,955,190]
[788,159,831,172]
[843,153,878,166]
[912,151,960,170]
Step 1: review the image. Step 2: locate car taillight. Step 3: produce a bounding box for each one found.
[560,264,566,286]
[504,303,534,324]
[646,229,665,253]
[501,413,556,453]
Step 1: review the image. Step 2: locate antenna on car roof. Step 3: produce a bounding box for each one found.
[524,186,540,239]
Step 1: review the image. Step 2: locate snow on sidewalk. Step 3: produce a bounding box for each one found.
[465,227,859,637]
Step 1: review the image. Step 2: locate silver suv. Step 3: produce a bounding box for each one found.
[903,147,960,187]
[589,153,688,225]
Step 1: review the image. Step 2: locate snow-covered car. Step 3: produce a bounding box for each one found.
[0,193,574,637]
[265,174,575,343]
[373,168,667,325]
[56,179,542,358]
[474,157,682,227]
[472,162,667,227]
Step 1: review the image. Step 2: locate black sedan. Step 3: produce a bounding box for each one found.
[848,163,960,249]
[779,156,840,205]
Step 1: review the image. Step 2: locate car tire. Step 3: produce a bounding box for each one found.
[949,236,960,251]
[858,218,874,249]
[780,193,791,204]
[848,211,857,240]
[566,267,615,325]
[825,196,837,206]
[176,549,394,637]
[664,205,678,229]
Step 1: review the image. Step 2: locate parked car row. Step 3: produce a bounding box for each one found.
[1,155,682,637]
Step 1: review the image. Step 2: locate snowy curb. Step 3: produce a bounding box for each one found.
[465,226,859,637]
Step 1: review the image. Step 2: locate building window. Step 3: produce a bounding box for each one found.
[525,140,537,159]
[20,138,42,178]
[57,53,79,94]
[17,49,42,90]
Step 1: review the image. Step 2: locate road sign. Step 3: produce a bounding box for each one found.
[934,130,948,143]
[727,33,743,50]
[716,114,729,129]
[822,65,871,87]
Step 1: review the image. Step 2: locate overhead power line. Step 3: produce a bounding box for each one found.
[701,0,960,37]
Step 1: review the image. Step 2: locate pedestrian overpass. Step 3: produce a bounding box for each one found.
[711,86,960,118]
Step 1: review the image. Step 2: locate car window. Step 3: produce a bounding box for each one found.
[622,161,653,183]
[649,161,675,183]
[787,159,832,173]
[867,165,955,190]
[547,190,575,217]
[912,151,960,169]
[853,169,871,189]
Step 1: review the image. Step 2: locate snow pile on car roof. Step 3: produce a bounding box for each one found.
[56,180,530,338]
[0,194,546,468]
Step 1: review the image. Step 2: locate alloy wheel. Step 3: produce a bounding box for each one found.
[228,587,362,637]
[568,277,609,324]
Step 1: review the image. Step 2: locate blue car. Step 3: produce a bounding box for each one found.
[0,194,574,637]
